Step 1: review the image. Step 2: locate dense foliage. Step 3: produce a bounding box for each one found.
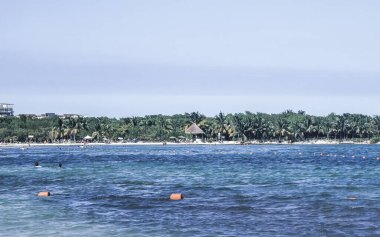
[1,111,380,143]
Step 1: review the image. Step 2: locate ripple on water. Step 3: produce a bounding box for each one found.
[0,144,379,236]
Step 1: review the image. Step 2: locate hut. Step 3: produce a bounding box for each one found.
[185,123,205,142]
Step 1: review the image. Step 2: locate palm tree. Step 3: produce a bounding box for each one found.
[214,112,231,141]
[326,113,339,140]
[68,118,79,142]
[337,114,349,140]
[371,115,380,138]
[290,120,305,141]
[155,115,172,141]
[169,116,185,137]
[121,117,141,139]
[52,117,66,142]
[92,119,104,141]
[274,118,291,142]
[254,113,272,141]
[186,112,206,125]
[139,116,153,138]
[102,124,115,142]
[231,113,247,141]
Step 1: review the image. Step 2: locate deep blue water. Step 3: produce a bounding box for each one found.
[0,145,379,236]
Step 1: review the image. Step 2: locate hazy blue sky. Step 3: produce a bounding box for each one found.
[1,0,380,117]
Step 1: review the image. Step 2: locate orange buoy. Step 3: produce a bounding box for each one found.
[170,193,183,200]
[37,191,51,197]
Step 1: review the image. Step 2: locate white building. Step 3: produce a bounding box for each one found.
[0,103,14,117]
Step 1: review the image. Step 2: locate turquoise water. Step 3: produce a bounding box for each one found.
[0,145,379,236]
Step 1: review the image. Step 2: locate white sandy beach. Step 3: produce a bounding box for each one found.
[0,139,374,148]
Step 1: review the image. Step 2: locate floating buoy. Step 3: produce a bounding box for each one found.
[170,193,183,200]
[37,191,51,197]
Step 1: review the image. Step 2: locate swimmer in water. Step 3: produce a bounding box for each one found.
[34,161,40,167]
[59,162,62,168]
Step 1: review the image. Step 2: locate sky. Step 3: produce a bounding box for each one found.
[1,0,380,117]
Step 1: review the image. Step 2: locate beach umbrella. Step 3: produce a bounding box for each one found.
[84,135,93,140]
[117,137,123,140]
[169,136,176,140]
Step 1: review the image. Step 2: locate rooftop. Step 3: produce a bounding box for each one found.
[185,123,205,134]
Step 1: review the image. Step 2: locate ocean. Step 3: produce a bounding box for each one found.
[0,145,379,236]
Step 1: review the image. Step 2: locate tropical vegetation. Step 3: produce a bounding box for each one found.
[1,111,380,143]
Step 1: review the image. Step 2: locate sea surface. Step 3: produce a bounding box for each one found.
[0,144,379,236]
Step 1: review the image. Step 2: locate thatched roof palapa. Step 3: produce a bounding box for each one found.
[185,123,204,134]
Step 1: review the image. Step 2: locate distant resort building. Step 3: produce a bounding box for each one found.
[17,114,55,119]
[44,113,56,117]
[0,103,82,119]
[16,113,81,119]
[60,114,82,119]
[0,103,14,117]
[14,112,82,119]
[18,114,38,119]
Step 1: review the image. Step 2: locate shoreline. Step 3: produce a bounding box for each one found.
[0,140,376,148]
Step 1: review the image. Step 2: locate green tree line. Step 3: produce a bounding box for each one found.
[1,111,380,143]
